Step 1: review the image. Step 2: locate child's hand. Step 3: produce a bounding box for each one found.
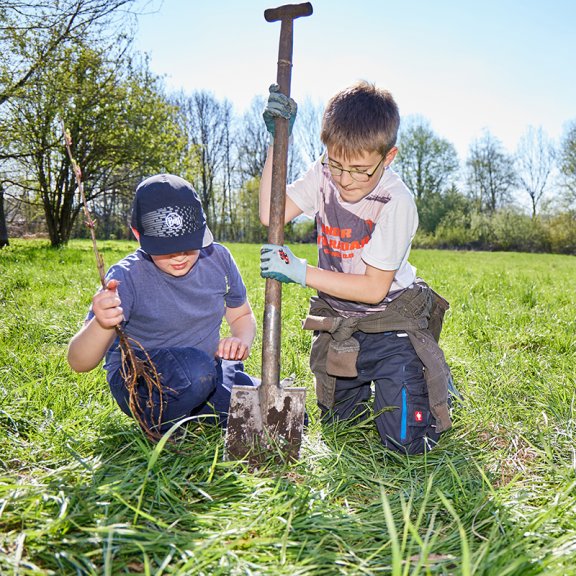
[217,337,250,361]
[92,279,123,330]
[260,244,307,286]
[263,84,297,138]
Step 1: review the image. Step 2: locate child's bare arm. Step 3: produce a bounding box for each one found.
[260,244,396,304]
[306,264,396,305]
[67,280,123,372]
[219,301,257,361]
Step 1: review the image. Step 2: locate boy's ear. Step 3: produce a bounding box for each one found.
[131,227,140,241]
[386,146,398,165]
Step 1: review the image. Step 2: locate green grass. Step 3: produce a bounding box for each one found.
[1,239,576,575]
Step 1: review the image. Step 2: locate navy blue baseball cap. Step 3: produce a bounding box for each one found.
[131,174,213,255]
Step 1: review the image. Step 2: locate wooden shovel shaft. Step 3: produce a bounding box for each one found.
[261,3,312,420]
[261,16,295,392]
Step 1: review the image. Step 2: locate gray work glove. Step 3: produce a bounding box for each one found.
[262,84,297,138]
[260,244,307,286]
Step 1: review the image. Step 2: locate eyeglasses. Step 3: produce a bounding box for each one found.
[322,153,386,183]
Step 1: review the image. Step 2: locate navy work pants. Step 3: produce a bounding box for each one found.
[108,347,256,434]
[321,331,441,454]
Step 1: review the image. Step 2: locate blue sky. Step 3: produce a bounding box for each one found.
[134,0,575,159]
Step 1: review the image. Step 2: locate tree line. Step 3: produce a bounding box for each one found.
[1,1,576,254]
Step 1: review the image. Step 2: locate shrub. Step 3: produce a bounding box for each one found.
[490,210,549,252]
[545,212,576,254]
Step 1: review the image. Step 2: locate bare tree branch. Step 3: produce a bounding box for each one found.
[515,126,555,218]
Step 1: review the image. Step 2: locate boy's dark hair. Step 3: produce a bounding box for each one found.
[320,81,400,160]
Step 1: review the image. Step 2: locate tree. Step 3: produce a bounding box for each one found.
[236,178,266,243]
[0,183,8,246]
[466,131,516,213]
[395,116,460,233]
[215,102,236,241]
[0,0,138,106]
[0,0,141,245]
[294,97,324,165]
[515,126,555,218]
[176,91,233,228]
[236,96,270,182]
[3,41,186,247]
[558,120,576,210]
[396,116,460,201]
[233,95,305,240]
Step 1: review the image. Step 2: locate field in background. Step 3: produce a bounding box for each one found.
[1,239,575,575]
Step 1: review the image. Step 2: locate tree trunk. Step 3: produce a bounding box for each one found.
[0,186,9,248]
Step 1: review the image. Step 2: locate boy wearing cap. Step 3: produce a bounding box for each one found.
[68,174,257,434]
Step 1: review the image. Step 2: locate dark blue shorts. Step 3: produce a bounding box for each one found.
[108,347,257,434]
[320,331,443,454]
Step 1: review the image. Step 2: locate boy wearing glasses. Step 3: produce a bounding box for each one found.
[259,81,454,454]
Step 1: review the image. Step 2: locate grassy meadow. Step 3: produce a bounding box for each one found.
[1,239,576,575]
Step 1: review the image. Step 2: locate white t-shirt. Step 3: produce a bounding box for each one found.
[288,159,418,316]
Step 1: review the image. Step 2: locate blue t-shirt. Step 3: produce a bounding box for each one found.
[89,244,247,374]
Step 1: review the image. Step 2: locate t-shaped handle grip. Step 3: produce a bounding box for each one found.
[264,3,313,96]
[264,2,313,23]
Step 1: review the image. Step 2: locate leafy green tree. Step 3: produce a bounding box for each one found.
[396,116,460,200]
[417,185,474,237]
[395,116,460,233]
[4,41,185,247]
[0,0,140,246]
[0,0,138,106]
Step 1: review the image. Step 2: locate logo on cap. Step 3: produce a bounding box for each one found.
[141,205,203,238]
[165,212,183,231]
